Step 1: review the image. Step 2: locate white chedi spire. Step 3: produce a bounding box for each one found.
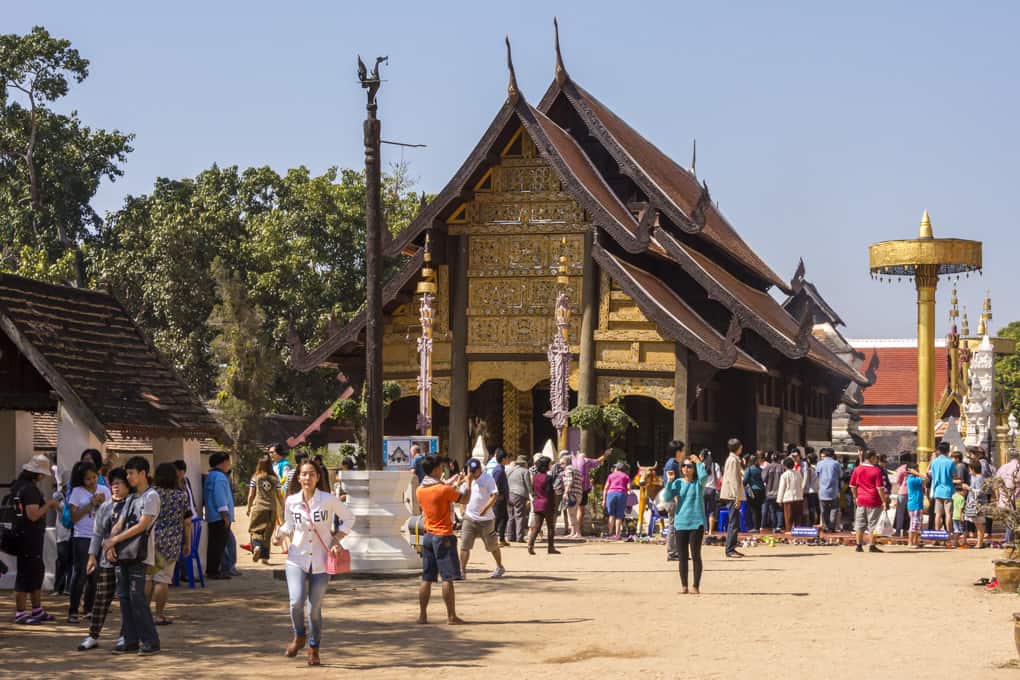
[964,334,995,449]
[471,435,487,462]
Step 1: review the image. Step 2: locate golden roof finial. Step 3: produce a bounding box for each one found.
[556,236,570,286]
[919,209,932,239]
[961,305,970,336]
[949,283,959,320]
[416,231,437,295]
[980,288,992,335]
[553,17,569,87]
[505,35,520,105]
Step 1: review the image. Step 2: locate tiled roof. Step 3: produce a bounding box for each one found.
[0,273,229,444]
[857,345,949,408]
[860,414,916,427]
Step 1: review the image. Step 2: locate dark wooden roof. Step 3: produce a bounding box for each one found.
[0,273,230,444]
[783,279,846,328]
[305,55,859,388]
[592,244,766,373]
[539,79,790,293]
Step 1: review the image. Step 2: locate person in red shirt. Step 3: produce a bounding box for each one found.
[415,455,468,625]
[849,449,889,553]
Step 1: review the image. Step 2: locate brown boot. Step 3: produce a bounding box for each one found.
[285,635,306,657]
[307,646,321,666]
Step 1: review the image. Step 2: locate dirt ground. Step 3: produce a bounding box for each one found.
[2,518,1018,680]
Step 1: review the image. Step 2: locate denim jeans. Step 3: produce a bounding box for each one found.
[223,530,237,574]
[820,498,839,532]
[724,500,740,553]
[285,564,330,647]
[763,498,783,530]
[117,563,159,648]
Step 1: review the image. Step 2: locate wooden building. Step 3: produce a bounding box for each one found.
[291,37,868,464]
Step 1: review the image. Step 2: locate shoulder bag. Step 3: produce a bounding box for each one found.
[115,495,151,566]
[303,499,350,575]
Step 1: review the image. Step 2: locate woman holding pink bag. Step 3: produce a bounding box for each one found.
[273,460,355,666]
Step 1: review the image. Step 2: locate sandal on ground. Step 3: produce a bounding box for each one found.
[308,646,321,666]
[973,577,990,586]
[154,617,173,625]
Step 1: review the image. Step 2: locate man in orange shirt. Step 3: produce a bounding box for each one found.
[416,455,468,625]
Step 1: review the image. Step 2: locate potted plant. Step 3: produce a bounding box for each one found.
[983,463,1020,593]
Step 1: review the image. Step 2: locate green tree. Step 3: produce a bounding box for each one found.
[996,321,1020,411]
[93,162,420,415]
[0,26,133,284]
[210,258,279,474]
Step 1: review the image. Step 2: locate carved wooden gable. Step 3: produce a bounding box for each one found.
[594,270,676,374]
[452,128,585,356]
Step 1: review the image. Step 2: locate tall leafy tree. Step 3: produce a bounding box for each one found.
[0,26,133,284]
[210,257,279,472]
[996,321,1020,412]
[94,162,420,416]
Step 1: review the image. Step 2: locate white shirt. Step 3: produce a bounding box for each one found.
[69,484,111,539]
[461,472,498,522]
[278,490,356,574]
[777,469,805,503]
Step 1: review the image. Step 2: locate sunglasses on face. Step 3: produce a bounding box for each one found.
[682,463,695,469]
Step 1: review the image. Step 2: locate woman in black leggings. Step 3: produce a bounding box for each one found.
[663,452,709,594]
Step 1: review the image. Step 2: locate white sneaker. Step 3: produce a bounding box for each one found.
[78,636,99,651]
[490,566,506,578]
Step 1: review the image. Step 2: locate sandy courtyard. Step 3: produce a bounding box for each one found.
[2,531,1018,679]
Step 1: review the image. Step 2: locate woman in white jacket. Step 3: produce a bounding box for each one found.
[273,460,355,666]
[776,457,804,532]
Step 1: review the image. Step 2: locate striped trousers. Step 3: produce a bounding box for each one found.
[89,567,117,639]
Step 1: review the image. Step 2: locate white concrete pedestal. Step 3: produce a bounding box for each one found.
[342,470,419,573]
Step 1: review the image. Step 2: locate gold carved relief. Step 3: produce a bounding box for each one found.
[597,376,675,411]
[469,361,550,393]
[391,377,451,410]
[502,382,520,457]
[467,234,583,277]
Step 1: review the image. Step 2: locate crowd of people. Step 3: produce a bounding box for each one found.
[3,434,1015,660]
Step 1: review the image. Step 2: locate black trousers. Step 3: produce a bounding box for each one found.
[805,493,820,526]
[820,498,839,532]
[528,510,556,552]
[494,498,509,541]
[676,526,705,588]
[54,540,72,593]
[68,536,96,615]
[746,494,763,531]
[206,520,228,576]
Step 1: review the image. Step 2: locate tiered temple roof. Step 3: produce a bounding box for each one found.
[294,32,867,389]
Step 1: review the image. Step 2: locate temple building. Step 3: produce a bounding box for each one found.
[851,289,1016,461]
[291,32,868,464]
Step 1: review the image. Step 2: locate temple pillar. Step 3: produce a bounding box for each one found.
[673,344,689,444]
[0,411,34,483]
[56,403,103,482]
[449,234,469,462]
[578,230,598,455]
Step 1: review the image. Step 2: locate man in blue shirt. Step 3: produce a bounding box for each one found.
[662,440,685,561]
[816,448,842,532]
[203,452,235,580]
[928,441,956,545]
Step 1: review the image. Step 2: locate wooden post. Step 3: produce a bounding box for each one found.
[673,344,689,443]
[449,235,469,462]
[362,88,384,470]
[578,231,597,454]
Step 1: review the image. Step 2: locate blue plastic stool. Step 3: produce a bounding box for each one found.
[646,501,665,537]
[173,517,205,589]
[739,501,749,532]
[717,507,729,532]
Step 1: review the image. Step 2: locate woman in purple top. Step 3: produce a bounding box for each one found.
[604,462,632,540]
[527,457,560,555]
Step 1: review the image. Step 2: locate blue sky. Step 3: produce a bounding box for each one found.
[6,1,1018,338]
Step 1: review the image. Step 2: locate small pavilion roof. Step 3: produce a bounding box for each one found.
[0,273,229,444]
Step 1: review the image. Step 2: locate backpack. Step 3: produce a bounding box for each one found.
[550,464,565,495]
[0,482,27,556]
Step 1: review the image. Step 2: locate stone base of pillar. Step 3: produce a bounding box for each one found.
[342,470,419,573]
